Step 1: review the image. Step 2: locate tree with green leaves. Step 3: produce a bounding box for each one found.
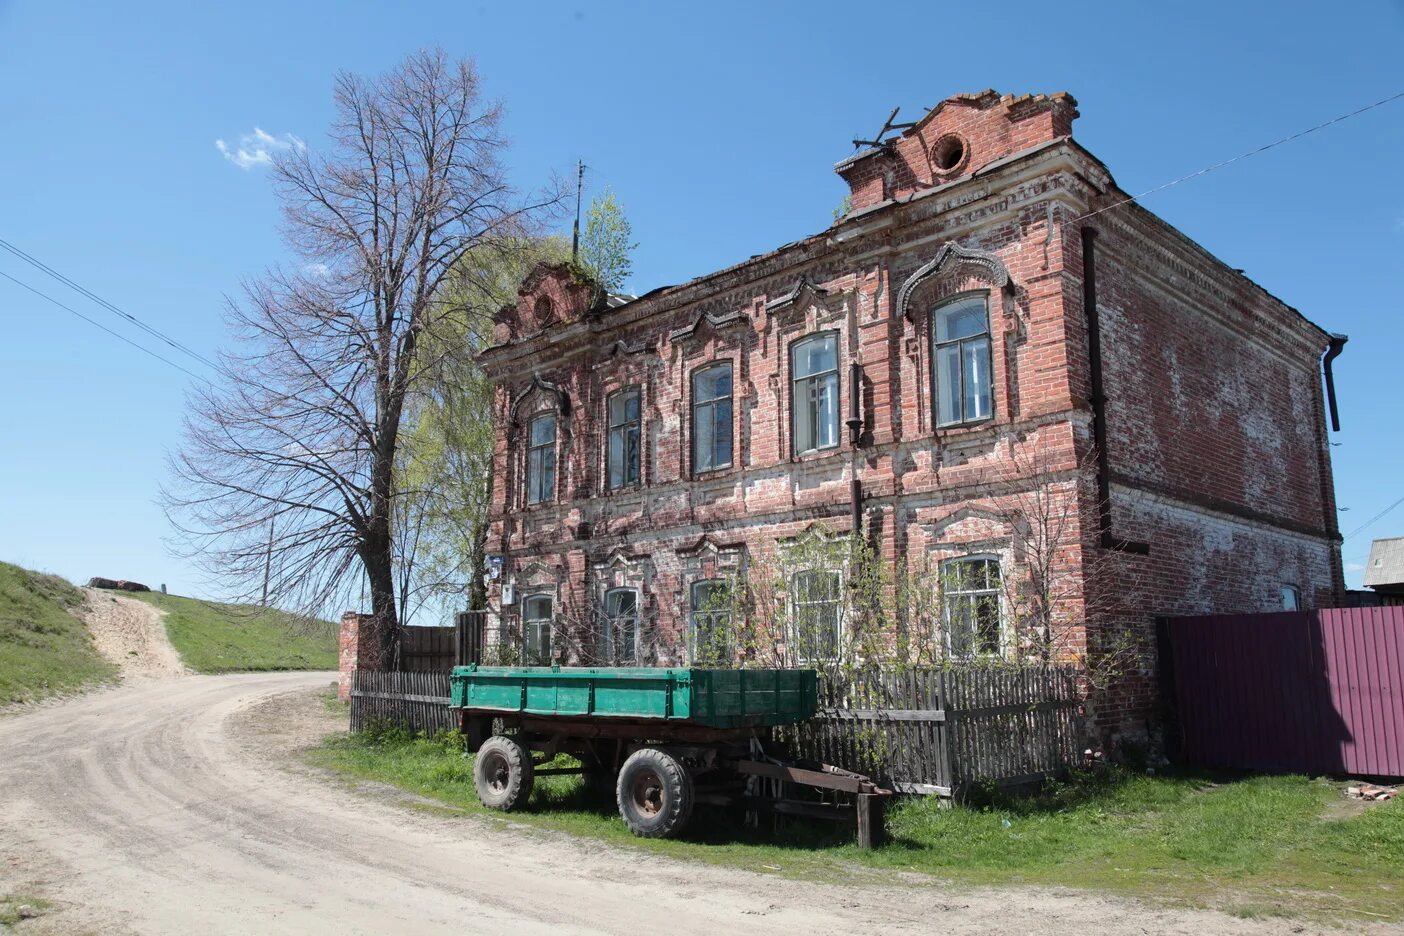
[576,189,637,292]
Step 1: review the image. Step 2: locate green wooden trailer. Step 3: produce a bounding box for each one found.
[450,664,888,845]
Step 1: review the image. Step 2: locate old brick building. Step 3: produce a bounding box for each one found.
[477,90,1344,740]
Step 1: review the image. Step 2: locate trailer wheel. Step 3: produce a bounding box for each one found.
[616,747,693,838]
[474,736,534,811]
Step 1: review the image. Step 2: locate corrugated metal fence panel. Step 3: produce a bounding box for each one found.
[1165,606,1404,779]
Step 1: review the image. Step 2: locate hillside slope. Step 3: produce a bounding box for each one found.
[0,562,116,704]
[122,591,337,674]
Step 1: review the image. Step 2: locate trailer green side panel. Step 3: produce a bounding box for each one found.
[449,665,817,729]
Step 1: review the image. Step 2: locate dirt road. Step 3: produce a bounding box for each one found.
[78,587,187,679]
[0,673,1351,935]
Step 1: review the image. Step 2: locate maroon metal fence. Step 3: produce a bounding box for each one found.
[1160,607,1404,778]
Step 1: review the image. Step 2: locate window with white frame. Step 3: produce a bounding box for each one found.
[692,362,733,474]
[526,413,557,505]
[942,556,1002,656]
[603,587,639,663]
[931,294,993,427]
[522,594,553,664]
[791,333,840,455]
[606,389,641,489]
[690,579,732,664]
[791,569,842,662]
[1281,585,1301,611]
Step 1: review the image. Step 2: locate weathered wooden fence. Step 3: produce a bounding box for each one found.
[786,665,1081,796]
[349,670,456,734]
[348,662,1082,796]
[399,626,457,672]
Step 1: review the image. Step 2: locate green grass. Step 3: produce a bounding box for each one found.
[0,894,52,925]
[0,561,116,704]
[124,591,337,674]
[311,726,1404,923]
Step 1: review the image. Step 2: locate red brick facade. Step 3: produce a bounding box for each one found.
[477,90,1342,745]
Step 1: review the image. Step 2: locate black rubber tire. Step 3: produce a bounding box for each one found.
[474,736,534,811]
[616,747,694,838]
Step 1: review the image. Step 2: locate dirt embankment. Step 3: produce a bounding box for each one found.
[78,587,188,679]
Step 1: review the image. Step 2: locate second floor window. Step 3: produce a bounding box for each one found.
[791,569,842,662]
[607,389,641,489]
[526,413,556,505]
[522,594,553,665]
[932,295,993,427]
[692,362,733,474]
[603,587,638,663]
[792,333,839,455]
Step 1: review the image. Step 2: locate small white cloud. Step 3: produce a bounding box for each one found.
[304,263,331,279]
[215,127,304,170]
[1346,562,1366,573]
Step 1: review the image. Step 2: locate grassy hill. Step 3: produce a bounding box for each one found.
[0,561,116,704]
[123,591,338,674]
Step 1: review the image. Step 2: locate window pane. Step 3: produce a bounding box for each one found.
[816,372,838,449]
[1281,586,1300,611]
[540,449,555,501]
[694,364,731,403]
[608,429,624,488]
[694,402,716,472]
[934,297,987,342]
[935,343,962,426]
[523,596,552,665]
[793,378,814,454]
[963,337,991,421]
[531,414,555,445]
[793,334,836,379]
[714,399,732,467]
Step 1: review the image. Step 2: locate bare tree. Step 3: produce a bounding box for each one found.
[164,50,560,662]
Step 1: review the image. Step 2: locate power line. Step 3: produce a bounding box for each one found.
[1074,90,1404,224]
[1343,495,1404,541]
[0,269,210,383]
[0,236,219,370]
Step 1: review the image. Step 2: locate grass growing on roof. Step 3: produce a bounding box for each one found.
[0,561,116,704]
[311,723,1404,923]
[124,591,337,674]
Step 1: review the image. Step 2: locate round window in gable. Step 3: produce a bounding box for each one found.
[534,295,555,325]
[930,134,969,177]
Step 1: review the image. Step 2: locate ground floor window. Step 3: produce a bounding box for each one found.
[603,587,638,663]
[942,556,1002,657]
[690,580,732,664]
[522,594,553,664]
[791,570,842,662]
[1281,585,1301,611]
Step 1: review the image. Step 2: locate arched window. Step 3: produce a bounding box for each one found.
[526,413,557,505]
[931,294,993,427]
[791,333,839,455]
[692,362,733,474]
[534,295,555,324]
[941,556,1002,656]
[606,388,641,489]
[522,594,553,664]
[690,579,732,665]
[603,587,639,663]
[1281,585,1302,611]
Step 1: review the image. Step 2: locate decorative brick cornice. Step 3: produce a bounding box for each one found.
[509,373,571,427]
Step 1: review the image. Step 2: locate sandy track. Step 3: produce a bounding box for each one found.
[78,588,188,679]
[0,673,1360,935]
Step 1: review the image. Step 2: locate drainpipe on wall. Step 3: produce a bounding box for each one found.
[1081,226,1150,555]
[1322,334,1347,432]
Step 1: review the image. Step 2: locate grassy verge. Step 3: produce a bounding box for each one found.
[311,726,1404,923]
[0,562,116,704]
[124,591,337,673]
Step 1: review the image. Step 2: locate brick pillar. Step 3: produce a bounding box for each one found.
[338,611,378,701]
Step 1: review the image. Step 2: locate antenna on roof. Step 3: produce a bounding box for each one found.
[571,160,586,263]
[852,106,917,150]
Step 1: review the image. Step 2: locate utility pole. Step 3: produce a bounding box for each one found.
[571,160,585,263]
[261,515,274,606]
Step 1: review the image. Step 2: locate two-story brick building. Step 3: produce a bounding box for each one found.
[477,89,1344,741]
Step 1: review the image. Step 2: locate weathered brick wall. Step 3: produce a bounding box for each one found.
[477,89,1342,751]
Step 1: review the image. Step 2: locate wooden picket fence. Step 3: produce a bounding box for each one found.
[346,663,1083,797]
[349,669,456,735]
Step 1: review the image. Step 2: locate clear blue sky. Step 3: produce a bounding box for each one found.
[1,0,1400,606]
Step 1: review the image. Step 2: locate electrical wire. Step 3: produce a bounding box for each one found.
[0,236,219,369]
[1343,495,1404,541]
[0,268,210,383]
[1074,90,1404,224]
